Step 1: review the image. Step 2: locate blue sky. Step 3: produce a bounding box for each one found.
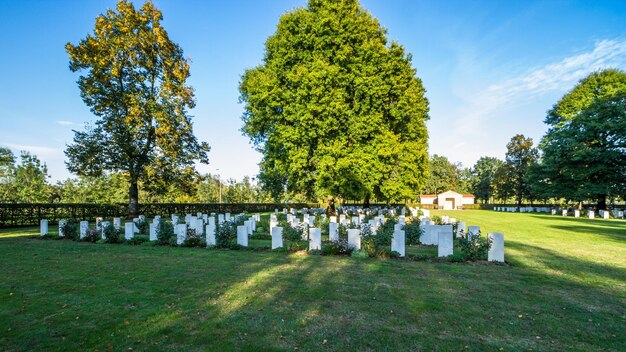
[1,0,625,182]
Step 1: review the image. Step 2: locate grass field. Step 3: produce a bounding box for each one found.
[0,210,624,351]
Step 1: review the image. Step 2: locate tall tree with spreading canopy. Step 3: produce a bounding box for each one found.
[422,154,462,195]
[239,0,429,205]
[504,134,538,207]
[65,0,209,216]
[538,69,626,209]
[470,156,503,204]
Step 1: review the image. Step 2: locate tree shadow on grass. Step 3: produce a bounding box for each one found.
[527,214,626,243]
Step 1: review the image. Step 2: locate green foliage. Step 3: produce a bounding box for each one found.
[60,221,80,241]
[102,223,123,244]
[470,156,504,204]
[422,154,464,195]
[239,0,429,203]
[65,0,210,216]
[156,219,175,245]
[502,134,539,206]
[403,221,423,245]
[126,235,150,246]
[215,221,237,249]
[81,228,99,243]
[351,250,370,259]
[0,151,51,203]
[538,69,626,207]
[182,228,203,247]
[458,232,491,261]
[321,240,352,256]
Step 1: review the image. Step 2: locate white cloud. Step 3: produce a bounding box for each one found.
[2,143,62,159]
[430,38,626,167]
[56,120,81,126]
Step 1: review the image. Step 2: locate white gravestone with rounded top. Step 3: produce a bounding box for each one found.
[329,222,339,242]
[79,221,88,239]
[125,222,135,240]
[206,224,216,246]
[40,219,48,236]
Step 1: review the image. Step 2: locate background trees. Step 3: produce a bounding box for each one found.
[503,134,539,206]
[65,0,209,216]
[239,0,429,205]
[470,157,503,204]
[538,69,626,209]
[422,155,464,195]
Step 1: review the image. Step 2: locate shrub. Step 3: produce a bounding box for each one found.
[403,221,423,245]
[102,223,123,244]
[127,235,149,245]
[61,221,79,241]
[321,240,352,256]
[81,228,99,242]
[282,222,308,250]
[156,219,175,245]
[458,231,491,261]
[215,221,237,249]
[351,250,369,259]
[134,218,148,235]
[361,221,394,257]
[183,228,203,247]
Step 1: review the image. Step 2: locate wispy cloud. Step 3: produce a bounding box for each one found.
[56,120,81,126]
[487,39,626,104]
[454,39,626,134]
[2,143,62,159]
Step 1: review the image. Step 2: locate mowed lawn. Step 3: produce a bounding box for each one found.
[0,211,624,351]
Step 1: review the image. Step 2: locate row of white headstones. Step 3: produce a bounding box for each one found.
[38,208,505,262]
[494,206,624,219]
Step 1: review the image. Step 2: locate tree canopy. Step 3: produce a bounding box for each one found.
[422,154,464,195]
[538,69,626,208]
[239,0,429,204]
[65,0,209,216]
[503,134,538,206]
[470,156,503,204]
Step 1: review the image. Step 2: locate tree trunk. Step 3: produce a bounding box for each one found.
[128,179,139,218]
[326,197,336,216]
[364,194,371,208]
[596,194,607,212]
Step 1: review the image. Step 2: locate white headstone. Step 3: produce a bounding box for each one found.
[438,230,453,257]
[309,215,316,226]
[58,220,67,237]
[588,210,595,219]
[79,221,88,239]
[237,225,248,247]
[172,215,179,225]
[602,210,609,219]
[309,228,321,250]
[551,209,557,215]
[393,223,403,232]
[456,222,466,238]
[330,216,337,223]
[562,209,568,216]
[218,214,225,224]
[95,217,103,230]
[488,233,505,262]
[100,221,110,239]
[125,222,134,240]
[398,215,406,225]
[225,213,231,222]
[208,216,216,227]
[40,219,48,236]
[149,223,157,241]
[271,226,283,249]
[113,217,121,229]
[205,224,216,246]
[351,216,359,225]
[347,229,361,250]
[574,210,580,218]
[132,218,140,233]
[329,222,339,242]
[391,230,405,257]
[195,218,204,235]
[176,224,187,245]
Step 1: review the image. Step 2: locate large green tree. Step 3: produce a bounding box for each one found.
[65,0,209,216]
[239,0,429,205]
[504,134,538,206]
[422,154,461,195]
[13,152,51,203]
[470,156,503,204]
[539,69,626,209]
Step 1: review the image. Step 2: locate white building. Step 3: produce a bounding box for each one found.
[420,190,475,210]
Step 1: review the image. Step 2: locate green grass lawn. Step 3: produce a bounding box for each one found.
[0,210,624,351]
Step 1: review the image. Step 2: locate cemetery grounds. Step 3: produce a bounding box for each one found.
[0,210,624,351]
